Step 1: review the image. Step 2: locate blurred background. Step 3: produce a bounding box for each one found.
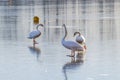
[0,0,120,80]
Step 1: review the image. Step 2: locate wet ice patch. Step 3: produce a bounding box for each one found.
[87,77,95,80]
[99,73,109,76]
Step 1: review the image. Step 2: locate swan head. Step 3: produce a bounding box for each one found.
[38,24,44,27]
[36,24,44,30]
[62,24,66,27]
[73,32,81,37]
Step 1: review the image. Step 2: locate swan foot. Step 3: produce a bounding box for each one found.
[33,39,39,44]
[35,42,39,44]
[66,50,75,57]
[66,55,75,57]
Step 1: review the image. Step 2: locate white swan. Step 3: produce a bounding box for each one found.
[61,24,84,57]
[73,32,85,44]
[73,32,87,50]
[28,24,44,44]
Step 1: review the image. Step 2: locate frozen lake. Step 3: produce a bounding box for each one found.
[0,0,120,80]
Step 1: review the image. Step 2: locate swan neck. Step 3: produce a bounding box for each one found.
[36,25,39,30]
[62,25,67,41]
[76,32,80,36]
[36,24,43,30]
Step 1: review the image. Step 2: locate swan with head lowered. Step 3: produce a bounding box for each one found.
[28,24,44,44]
[61,24,84,57]
[73,32,87,50]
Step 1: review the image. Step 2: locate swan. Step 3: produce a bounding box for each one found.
[28,24,44,44]
[61,24,84,57]
[73,32,85,44]
[73,32,87,50]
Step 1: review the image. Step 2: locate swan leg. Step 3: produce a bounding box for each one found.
[70,50,75,57]
[71,57,75,62]
[33,39,38,44]
[66,50,75,57]
[33,39,35,44]
[77,52,83,58]
[35,41,38,44]
[33,39,35,47]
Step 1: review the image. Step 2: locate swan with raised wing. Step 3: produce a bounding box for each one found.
[28,24,44,44]
[61,24,84,57]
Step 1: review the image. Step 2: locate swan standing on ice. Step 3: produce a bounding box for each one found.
[61,24,84,57]
[73,32,87,50]
[28,24,44,45]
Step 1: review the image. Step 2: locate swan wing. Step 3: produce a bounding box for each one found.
[28,30,41,39]
[81,35,85,42]
[62,41,83,51]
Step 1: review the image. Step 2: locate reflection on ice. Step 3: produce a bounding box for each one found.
[0,0,120,80]
[28,46,41,61]
[63,52,85,80]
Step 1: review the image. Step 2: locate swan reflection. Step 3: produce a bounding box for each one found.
[62,52,85,80]
[28,46,41,61]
